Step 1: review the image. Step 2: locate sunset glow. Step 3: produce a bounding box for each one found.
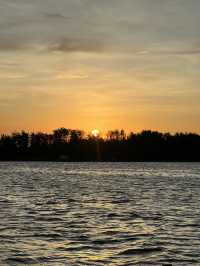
[0,1,200,134]
[91,129,100,138]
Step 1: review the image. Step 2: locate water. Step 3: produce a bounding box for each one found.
[0,162,199,266]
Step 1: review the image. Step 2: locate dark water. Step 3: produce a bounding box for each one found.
[0,162,199,266]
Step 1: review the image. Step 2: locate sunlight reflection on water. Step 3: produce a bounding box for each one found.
[0,162,199,265]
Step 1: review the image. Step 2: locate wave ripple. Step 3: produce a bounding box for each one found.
[0,162,200,265]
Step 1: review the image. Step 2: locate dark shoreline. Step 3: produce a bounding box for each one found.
[1,128,200,161]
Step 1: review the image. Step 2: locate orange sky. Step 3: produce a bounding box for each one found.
[0,1,200,134]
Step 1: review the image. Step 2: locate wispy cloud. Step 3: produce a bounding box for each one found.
[1,0,200,133]
[56,73,89,80]
[0,0,200,55]
[0,38,26,51]
[49,37,107,53]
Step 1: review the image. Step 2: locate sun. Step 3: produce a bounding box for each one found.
[91,129,100,137]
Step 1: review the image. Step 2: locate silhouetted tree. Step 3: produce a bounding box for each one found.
[0,128,200,161]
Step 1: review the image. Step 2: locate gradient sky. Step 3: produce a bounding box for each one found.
[1,0,200,134]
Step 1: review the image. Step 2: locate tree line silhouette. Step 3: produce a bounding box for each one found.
[0,128,200,161]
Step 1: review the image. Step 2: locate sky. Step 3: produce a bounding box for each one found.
[0,0,200,134]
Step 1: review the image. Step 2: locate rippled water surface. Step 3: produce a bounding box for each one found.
[0,162,200,265]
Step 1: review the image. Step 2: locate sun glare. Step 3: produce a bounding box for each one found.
[91,129,100,137]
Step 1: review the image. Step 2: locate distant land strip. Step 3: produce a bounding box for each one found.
[0,128,200,162]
